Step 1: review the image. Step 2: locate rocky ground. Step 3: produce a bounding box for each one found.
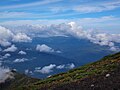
[52,66,120,90]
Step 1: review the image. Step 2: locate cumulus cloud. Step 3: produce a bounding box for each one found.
[0,26,32,48]
[68,22,120,52]
[0,53,11,60]
[87,33,120,51]
[12,33,32,42]
[13,58,28,63]
[56,63,75,69]
[0,26,13,47]
[34,63,75,74]
[35,64,56,74]
[36,44,61,53]
[36,44,54,53]
[4,45,17,52]
[0,40,11,47]
[3,53,11,59]
[0,26,13,40]
[18,50,27,55]
[0,66,13,83]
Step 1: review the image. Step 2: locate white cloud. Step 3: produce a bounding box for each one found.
[2,53,11,59]
[12,33,32,42]
[7,23,69,37]
[49,0,120,14]
[66,63,75,69]
[59,0,120,13]
[0,26,14,40]
[25,69,33,75]
[36,44,54,53]
[18,50,27,55]
[4,45,17,52]
[56,65,65,69]
[110,47,119,52]
[35,67,41,70]
[0,66,13,83]
[0,12,33,19]
[0,26,32,48]
[36,44,61,53]
[0,40,11,47]
[56,50,62,53]
[35,64,56,74]
[56,63,75,69]
[13,58,28,63]
[74,4,119,13]
[34,63,75,74]
[0,0,62,9]
[25,69,29,74]
[68,22,120,52]
[0,53,11,60]
[0,26,13,47]
[0,0,119,20]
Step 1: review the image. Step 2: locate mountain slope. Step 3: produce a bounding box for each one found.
[0,71,39,90]
[1,52,120,90]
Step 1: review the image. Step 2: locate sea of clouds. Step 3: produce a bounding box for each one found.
[1,22,120,51]
[0,22,120,83]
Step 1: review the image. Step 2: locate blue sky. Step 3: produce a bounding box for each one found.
[0,0,120,33]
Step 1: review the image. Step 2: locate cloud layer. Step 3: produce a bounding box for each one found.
[68,22,120,51]
[0,22,120,52]
[6,22,120,51]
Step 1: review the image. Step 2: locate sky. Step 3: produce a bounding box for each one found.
[0,0,120,33]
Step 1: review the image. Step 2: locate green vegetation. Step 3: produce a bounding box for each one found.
[1,52,120,90]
